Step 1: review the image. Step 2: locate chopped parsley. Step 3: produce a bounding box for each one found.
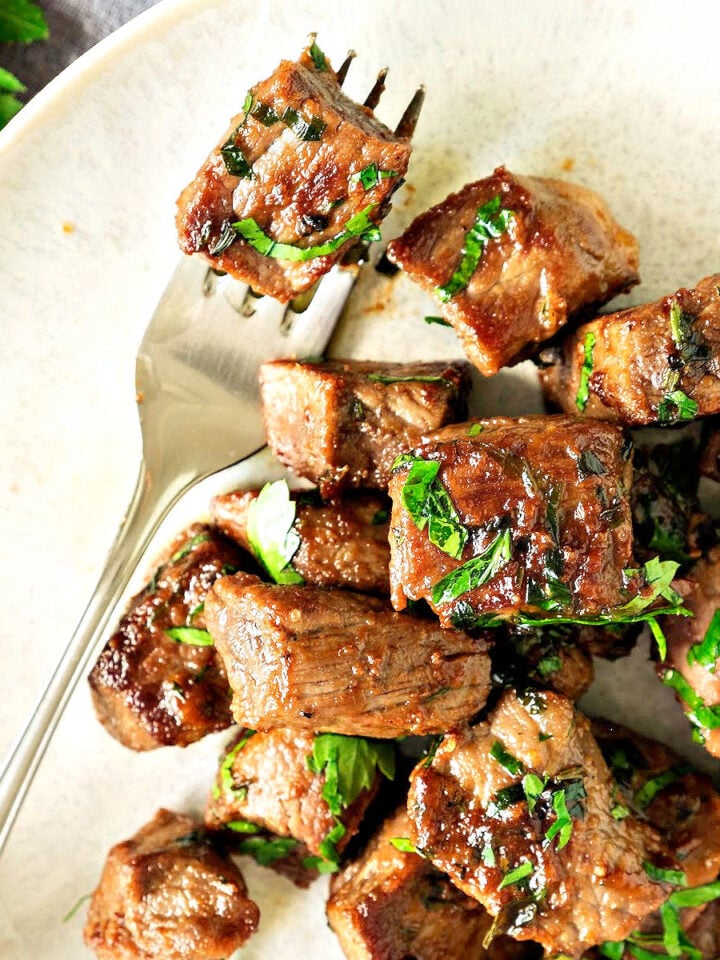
[424,315,452,327]
[303,818,347,874]
[467,423,483,436]
[62,892,92,924]
[213,730,255,800]
[225,820,261,834]
[545,789,573,849]
[669,300,709,365]
[238,836,298,865]
[220,137,253,178]
[367,373,452,387]
[233,203,379,261]
[481,842,496,866]
[395,455,468,560]
[643,862,687,887]
[350,163,399,190]
[633,765,689,810]
[171,531,211,562]
[250,99,327,140]
[307,734,395,815]
[389,837,421,854]
[577,450,606,479]
[522,773,546,815]
[499,860,533,889]
[245,480,304,585]
[308,36,329,70]
[431,527,513,605]
[575,331,596,412]
[663,668,720,731]
[486,783,525,817]
[658,389,698,424]
[490,741,526,776]
[165,627,213,646]
[435,194,513,302]
[207,220,237,256]
[687,609,720,671]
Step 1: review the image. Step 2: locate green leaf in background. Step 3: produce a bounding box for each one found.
[0,0,49,43]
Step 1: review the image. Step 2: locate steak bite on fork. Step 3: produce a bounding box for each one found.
[406,690,672,957]
[176,42,414,301]
[204,573,492,738]
[260,358,472,497]
[88,525,253,751]
[387,167,639,376]
[387,415,638,628]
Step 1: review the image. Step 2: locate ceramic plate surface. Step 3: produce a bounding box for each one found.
[2,1,720,956]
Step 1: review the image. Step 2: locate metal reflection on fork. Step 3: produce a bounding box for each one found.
[0,61,424,856]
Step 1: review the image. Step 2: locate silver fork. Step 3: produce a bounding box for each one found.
[0,66,424,855]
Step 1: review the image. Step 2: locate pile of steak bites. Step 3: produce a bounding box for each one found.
[83,40,720,960]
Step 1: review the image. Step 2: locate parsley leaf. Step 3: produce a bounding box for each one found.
[350,163,398,190]
[367,373,452,387]
[395,455,468,560]
[490,741,526,776]
[171,531,211,563]
[233,203,379,261]
[431,527,512,605]
[663,668,720,731]
[0,0,48,42]
[220,136,253,178]
[669,879,720,908]
[246,480,304,585]
[619,557,683,616]
[213,730,255,800]
[225,820,261,834]
[424,315,452,327]
[308,36,328,71]
[237,835,298,865]
[643,862,687,886]
[545,789,573,849]
[499,860,533,889]
[658,389,698,424]
[687,609,720,671]
[633,765,689,810]
[575,331,596,412]
[435,195,513,302]
[165,627,213,646]
[522,773,547,814]
[307,734,395,816]
[577,450,606,479]
[389,836,421,854]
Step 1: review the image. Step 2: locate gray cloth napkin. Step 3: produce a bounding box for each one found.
[3,0,159,101]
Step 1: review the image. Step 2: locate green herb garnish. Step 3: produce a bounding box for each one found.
[367,373,452,387]
[308,36,328,70]
[467,423,483,437]
[545,789,573,849]
[0,0,49,127]
[214,730,255,800]
[171,531,211,562]
[687,609,720,671]
[220,137,253,178]
[395,455,468,560]
[225,820,261,834]
[522,773,547,815]
[389,836,421,854]
[499,860,533,889]
[303,817,347,873]
[238,836,298,865]
[486,783,525,817]
[62,892,92,923]
[577,450,606,479]
[233,203,379,261]
[250,99,326,140]
[435,194,513,302]
[575,331,596,412]
[490,741,526,776]
[658,390,698,424]
[165,627,213,646]
[643,862,687,886]
[208,221,237,256]
[669,301,709,365]
[481,842,496,866]
[307,734,395,816]
[350,163,398,190]
[663,668,720,731]
[246,480,304,585]
[634,765,689,810]
[424,315,452,327]
[431,527,512,605]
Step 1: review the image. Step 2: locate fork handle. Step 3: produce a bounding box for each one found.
[0,461,190,856]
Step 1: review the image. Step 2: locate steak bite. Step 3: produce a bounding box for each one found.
[660,546,720,757]
[540,273,720,425]
[388,415,636,628]
[212,485,391,594]
[205,573,492,738]
[260,358,472,497]
[205,727,382,863]
[406,690,670,956]
[386,167,639,376]
[83,808,259,960]
[176,45,412,301]
[327,807,542,960]
[88,525,250,751]
[592,719,720,889]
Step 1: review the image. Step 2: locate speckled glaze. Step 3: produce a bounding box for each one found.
[2,1,720,957]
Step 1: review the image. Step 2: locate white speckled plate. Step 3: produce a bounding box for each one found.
[2,1,720,956]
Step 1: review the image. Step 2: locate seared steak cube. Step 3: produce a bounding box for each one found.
[327,807,542,960]
[388,416,635,627]
[204,574,491,738]
[212,485,391,594]
[700,419,720,481]
[260,359,472,496]
[205,727,381,864]
[83,809,259,960]
[387,167,639,376]
[540,273,720,425]
[592,719,720,888]
[660,546,720,757]
[406,690,670,956]
[88,525,250,751]
[176,46,411,301]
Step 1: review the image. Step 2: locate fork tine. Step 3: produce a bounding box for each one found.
[364,68,388,110]
[336,50,356,86]
[395,85,426,139]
